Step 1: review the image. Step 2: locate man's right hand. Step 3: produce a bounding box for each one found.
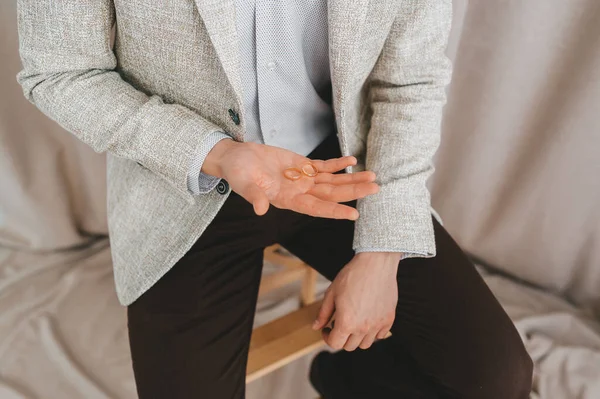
[202,139,379,220]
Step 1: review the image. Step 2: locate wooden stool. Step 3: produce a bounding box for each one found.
[246,244,326,383]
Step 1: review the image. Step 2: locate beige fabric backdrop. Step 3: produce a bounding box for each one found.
[430,0,600,314]
[2,1,600,398]
[0,0,107,251]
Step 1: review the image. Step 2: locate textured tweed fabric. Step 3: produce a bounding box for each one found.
[16,0,452,305]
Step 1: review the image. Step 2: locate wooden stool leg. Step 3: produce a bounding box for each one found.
[301,267,317,306]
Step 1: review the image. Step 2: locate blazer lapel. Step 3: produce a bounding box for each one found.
[328,0,371,134]
[193,0,243,108]
[194,0,390,143]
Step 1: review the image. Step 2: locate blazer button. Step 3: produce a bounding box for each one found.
[228,108,240,125]
[216,179,229,195]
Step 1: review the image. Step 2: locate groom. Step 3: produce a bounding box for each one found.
[17,0,533,397]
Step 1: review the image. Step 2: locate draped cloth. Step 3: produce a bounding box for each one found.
[1,1,600,397]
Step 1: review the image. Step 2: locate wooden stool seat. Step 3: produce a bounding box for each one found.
[246,300,324,383]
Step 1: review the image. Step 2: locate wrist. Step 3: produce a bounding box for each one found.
[355,251,402,268]
[202,138,238,178]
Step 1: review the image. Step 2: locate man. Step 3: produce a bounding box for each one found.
[16,0,533,398]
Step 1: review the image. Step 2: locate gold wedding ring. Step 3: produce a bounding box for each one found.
[283,167,303,181]
[301,163,318,177]
[283,162,319,181]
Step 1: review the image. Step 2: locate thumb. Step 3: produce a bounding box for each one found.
[313,289,335,330]
[245,184,270,216]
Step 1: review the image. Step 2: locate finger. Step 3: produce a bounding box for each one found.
[314,171,376,185]
[343,334,364,352]
[291,194,359,220]
[243,184,270,216]
[359,332,378,350]
[308,182,379,203]
[310,156,357,174]
[322,325,350,351]
[313,290,335,330]
[376,329,392,340]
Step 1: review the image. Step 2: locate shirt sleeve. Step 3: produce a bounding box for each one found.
[187,131,233,195]
[353,248,425,260]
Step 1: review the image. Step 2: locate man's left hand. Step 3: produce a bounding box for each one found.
[312,252,401,351]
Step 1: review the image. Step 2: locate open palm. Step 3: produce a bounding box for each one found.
[219,142,379,220]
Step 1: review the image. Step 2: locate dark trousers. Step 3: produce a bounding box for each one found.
[127,135,533,399]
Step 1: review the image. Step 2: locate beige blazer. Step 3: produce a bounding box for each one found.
[16,0,452,305]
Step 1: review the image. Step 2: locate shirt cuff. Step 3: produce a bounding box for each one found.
[187,131,233,195]
[353,248,429,261]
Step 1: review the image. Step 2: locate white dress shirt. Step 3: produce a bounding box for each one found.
[187,0,336,194]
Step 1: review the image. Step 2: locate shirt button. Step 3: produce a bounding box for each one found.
[269,128,277,137]
[216,180,229,195]
[228,109,240,125]
[266,61,276,71]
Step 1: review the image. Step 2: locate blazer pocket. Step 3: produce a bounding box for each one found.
[133,160,196,205]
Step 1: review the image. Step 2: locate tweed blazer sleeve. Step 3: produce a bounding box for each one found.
[15,0,223,197]
[353,0,452,258]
